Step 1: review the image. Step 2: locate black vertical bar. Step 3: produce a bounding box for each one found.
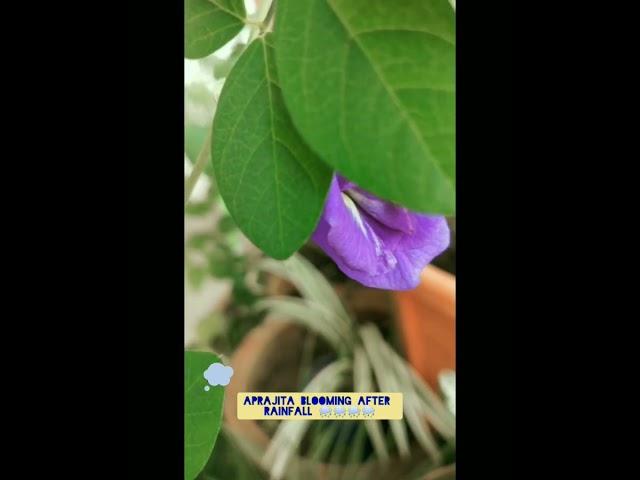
[128,0,184,477]
[457,0,512,477]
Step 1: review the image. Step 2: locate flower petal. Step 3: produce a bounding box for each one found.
[344,185,415,235]
[312,177,396,277]
[312,175,450,290]
[363,214,450,289]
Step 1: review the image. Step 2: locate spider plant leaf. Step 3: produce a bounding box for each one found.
[255,297,345,350]
[263,359,351,480]
[359,326,411,458]
[309,422,341,461]
[404,396,441,462]
[361,324,445,459]
[259,254,352,329]
[344,422,369,475]
[353,346,390,461]
[367,323,455,437]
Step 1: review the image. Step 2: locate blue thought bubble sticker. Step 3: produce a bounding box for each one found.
[203,362,234,389]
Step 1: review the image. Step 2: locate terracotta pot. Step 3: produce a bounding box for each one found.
[393,265,455,390]
[224,320,303,449]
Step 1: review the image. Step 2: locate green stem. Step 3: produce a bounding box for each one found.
[247,0,275,40]
[184,131,212,205]
[261,0,276,30]
[255,0,275,24]
[185,2,278,205]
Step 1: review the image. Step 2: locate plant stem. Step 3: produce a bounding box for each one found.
[184,131,212,205]
[186,2,277,205]
[247,0,275,41]
[261,0,276,30]
[255,0,275,24]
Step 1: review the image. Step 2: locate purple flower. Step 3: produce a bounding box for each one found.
[312,175,450,290]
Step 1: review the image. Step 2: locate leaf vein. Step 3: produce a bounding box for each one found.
[353,27,454,46]
[325,1,455,195]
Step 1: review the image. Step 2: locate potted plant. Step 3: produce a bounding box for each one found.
[184,0,458,478]
[223,255,456,480]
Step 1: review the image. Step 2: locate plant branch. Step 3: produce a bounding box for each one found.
[262,0,276,31]
[256,0,275,24]
[184,131,212,205]
[248,0,275,40]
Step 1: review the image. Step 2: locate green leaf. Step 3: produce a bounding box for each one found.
[212,35,333,259]
[185,0,246,59]
[185,351,225,480]
[275,0,456,214]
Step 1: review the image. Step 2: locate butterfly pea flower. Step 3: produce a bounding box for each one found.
[312,175,449,290]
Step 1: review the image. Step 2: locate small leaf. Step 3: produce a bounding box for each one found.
[185,0,246,59]
[275,0,456,214]
[212,35,333,259]
[185,351,225,480]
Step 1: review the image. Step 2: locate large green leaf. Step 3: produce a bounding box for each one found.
[185,0,246,59]
[212,35,333,259]
[185,351,225,480]
[275,0,456,214]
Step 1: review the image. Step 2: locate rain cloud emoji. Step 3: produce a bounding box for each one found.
[348,406,360,417]
[334,406,346,417]
[203,362,234,389]
[362,406,375,417]
[319,406,331,417]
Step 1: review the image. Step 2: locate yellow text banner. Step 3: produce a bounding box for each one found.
[237,392,403,420]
